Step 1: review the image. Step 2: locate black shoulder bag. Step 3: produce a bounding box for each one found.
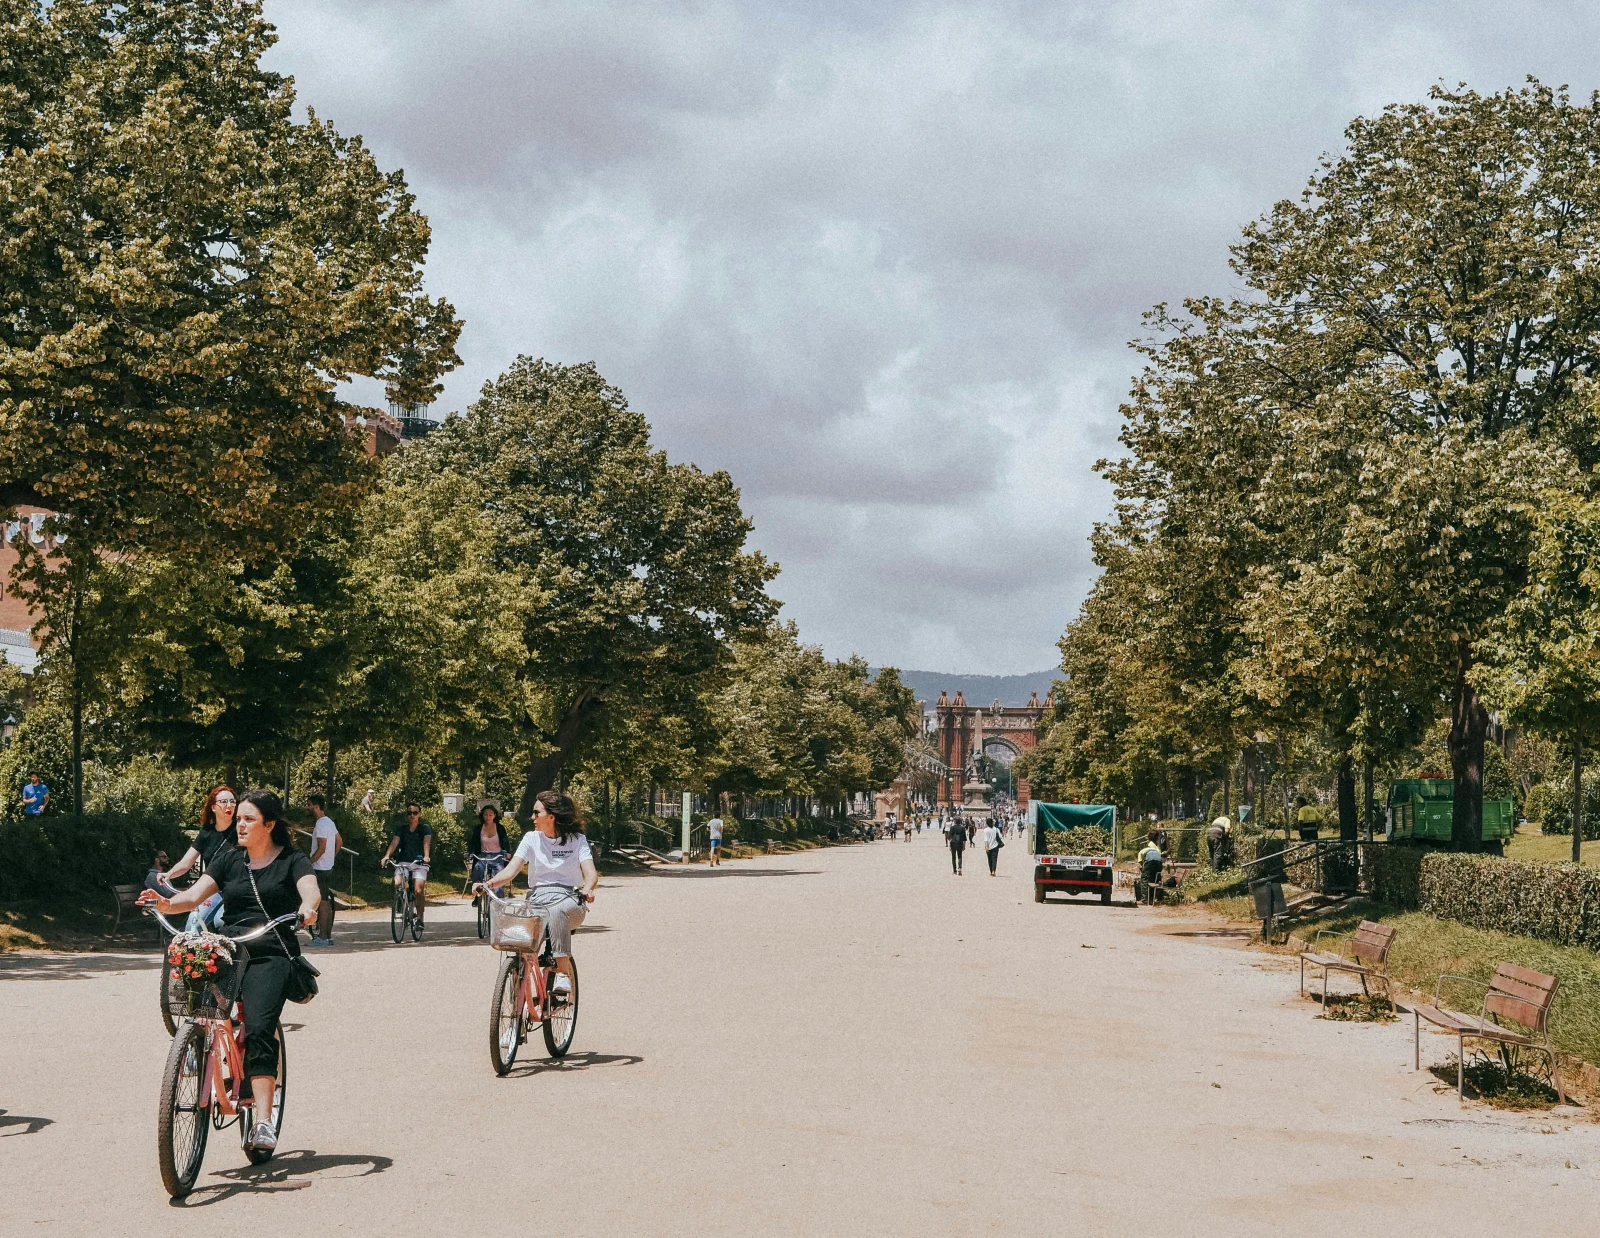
[246,861,320,1004]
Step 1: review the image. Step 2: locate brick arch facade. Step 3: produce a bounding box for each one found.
[933,689,1044,810]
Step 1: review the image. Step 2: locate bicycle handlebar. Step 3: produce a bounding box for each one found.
[145,907,304,944]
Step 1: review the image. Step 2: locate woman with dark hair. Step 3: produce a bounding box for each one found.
[467,803,513,888]
[165,784,238,931]
[138,790,320,1154]
[475,790,597,1001]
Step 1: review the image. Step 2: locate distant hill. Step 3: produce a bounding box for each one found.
[871,667,1058,709]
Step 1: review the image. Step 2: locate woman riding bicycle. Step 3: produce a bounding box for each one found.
[468,802,513,889]
[475,790,597,999]
[163,785,238,932]
[137,790,319,1153]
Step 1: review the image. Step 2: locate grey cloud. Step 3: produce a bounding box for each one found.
[269,0,1600,673]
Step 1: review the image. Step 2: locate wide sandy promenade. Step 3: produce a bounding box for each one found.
[5,830,1600,1235]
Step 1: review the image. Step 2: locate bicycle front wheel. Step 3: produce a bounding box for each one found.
[159,947,180,1037]
[490,954,523,1076]
[157,1021,210,1198]
[476,894,490,939]
[242,1025,287,1165]
[390,881,405,944]
[542,958,578,1059]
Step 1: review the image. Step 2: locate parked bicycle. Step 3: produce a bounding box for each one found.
[481,889,581,1075]
[146,908,302,1199]
[384,859,428,943]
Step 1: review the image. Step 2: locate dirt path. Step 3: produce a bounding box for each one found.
[4,832,1599,1235]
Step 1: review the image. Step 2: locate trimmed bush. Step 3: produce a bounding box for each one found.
[1533,772,1600,838]
[1419,852,1600,948]
[1368,845,1425,909]
[0,811,193,899]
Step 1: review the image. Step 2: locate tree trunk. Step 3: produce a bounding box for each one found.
[1574,728,1584,866]
[517,695,601,824]
[1363,757,1375,843]
[1222,756,1232,818]
[325,737,338,807]
[404,748,416,797]
[70,585,83,815]
[1337,757,1358,842]
[1448,639,1489,850]
[1181,767,1198,819]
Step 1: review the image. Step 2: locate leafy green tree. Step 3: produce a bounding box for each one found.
[1232,80,1600,845]
[0,0,460,561]
[392,359,777,820]
[1474,490,1600,862]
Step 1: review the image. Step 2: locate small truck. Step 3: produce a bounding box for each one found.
[1029,802,1118,904]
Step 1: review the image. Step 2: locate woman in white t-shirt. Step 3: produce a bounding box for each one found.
[982,821,1003,875]
[475,791,598,998]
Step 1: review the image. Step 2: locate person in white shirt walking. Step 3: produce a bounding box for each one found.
[982,820,1003,875]
[307,794,342,944]
[706,815,724,866]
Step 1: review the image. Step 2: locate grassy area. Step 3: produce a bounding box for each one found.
[1182,868,1600,1069]
[1506,829,1600,865]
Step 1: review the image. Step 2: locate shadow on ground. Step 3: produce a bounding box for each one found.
[172,1149,393,1207]
[0,1109,53,1136]
[507,1050,645,1079]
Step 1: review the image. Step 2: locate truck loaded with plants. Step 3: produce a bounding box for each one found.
[1030,803,1117,904]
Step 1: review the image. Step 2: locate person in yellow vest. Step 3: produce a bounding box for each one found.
[1295,796,1320,841]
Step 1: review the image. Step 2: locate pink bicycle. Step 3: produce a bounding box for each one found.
[147,908,301,1198]
[482,890,580,1075]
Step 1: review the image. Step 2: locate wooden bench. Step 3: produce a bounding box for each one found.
[1299,920,1395,1003]
[1411,963,1564,1103]
[110,883,148,939]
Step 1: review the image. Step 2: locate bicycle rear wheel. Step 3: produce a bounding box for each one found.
[390,881,405,944]
[157,1021,210,1198]
[490,954,524,1076]
[241,1025,287,1165]
[542,958,578,1058]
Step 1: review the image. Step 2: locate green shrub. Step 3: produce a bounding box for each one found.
[0,811,193,899]
[1368,845,1425,908]
[1533,772,1600,838]
[1418,852,1600,948]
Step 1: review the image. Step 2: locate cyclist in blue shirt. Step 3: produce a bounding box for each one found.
[21,772,49,815]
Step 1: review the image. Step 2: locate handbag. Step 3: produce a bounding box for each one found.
[246,860,320,1004]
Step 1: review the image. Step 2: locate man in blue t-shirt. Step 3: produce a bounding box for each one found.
[21,772,49,816]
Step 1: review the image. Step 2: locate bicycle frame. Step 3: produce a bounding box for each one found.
[198,1013,249,1117]
[516,949,553,1025]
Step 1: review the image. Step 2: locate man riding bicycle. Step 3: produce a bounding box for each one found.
[475,790,597,1000]
[381,803,432,929]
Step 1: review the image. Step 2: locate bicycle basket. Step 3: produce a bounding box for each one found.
[488,897,543,952]
[164,944,244,1021]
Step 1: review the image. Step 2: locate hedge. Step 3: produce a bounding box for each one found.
[1367,845,1425,909]
[1419,852,1600,949]
[0,811,193,900]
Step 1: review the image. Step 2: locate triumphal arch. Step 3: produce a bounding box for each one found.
[933,689,1045,811]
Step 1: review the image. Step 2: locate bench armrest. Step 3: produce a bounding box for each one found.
[1434,973,1488,1010]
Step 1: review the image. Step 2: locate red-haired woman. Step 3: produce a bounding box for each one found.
[166,784,238,931]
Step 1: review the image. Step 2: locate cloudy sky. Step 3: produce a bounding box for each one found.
[265,0,1600,675]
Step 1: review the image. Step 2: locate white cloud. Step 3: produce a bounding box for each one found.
[267,0,1600,673]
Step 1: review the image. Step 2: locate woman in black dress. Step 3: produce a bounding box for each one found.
[138,791,319,1153]
[165,785,238,932]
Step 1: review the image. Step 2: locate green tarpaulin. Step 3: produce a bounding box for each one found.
[1034,803,1115,830]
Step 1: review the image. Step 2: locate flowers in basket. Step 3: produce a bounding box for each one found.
[167,931,235,991]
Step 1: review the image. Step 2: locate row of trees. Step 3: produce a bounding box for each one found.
[1022,82,1600,855]
[0,0,918,826]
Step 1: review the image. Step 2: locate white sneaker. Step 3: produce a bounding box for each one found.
[551,973,573,1002]
[248,1121,277,1151]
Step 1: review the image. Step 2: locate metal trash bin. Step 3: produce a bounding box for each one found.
[1249,877,1287,941]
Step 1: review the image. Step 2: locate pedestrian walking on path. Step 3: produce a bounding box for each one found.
[707,814,724,865]
[307,795,342,944]
[982,820,1003,875]
[946,817,966,875]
